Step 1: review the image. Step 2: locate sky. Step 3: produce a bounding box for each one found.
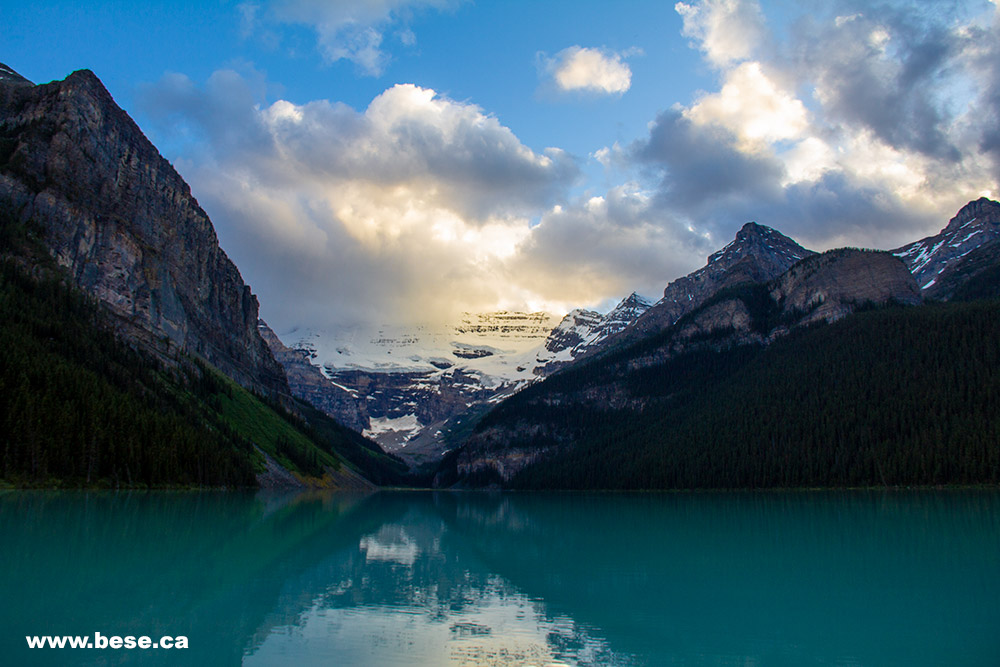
[3,0,1000,333]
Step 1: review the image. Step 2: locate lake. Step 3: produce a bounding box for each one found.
[1,489,998,666]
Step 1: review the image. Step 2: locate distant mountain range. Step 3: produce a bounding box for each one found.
[269,199,1000,471]
[437,201,1000,488]
[268,295,660,465]
[3,64,999,489]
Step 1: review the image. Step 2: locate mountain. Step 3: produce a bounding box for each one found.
[258,320,368,432]
[264,291,660,465]
[267,312,560,465]
[0,65,286,398]
[535,292,654,374]
[611,222,815,348]
[540,308,604,360]
[450,298,1000,490]
[1,65,406,488]
[892,197,1000,300]
[444,242,932,488]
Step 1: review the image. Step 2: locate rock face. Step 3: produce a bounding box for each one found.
[613,222,815,347]
[543,308,604,355]
[0,65,288,397]
[258,321,368,431]
[535,292,653,376]
[770,249,922,325]
[893,197,1000,296]
[454,247,922,484]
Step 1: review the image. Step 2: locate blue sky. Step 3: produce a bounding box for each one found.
[3,0,999,331]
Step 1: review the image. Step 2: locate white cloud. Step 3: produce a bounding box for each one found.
[541,46,634,95]
[686,62,809,148]
[140,71,586,330]
[674,0,765,67]
[641,0,1000,250]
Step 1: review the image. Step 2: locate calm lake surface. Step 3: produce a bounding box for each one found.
[1,489,998,666]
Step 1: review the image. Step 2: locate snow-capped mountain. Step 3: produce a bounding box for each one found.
[534,292,654,374]
[892,197,1000,293]
[271,312,560,463]
[266,296,657,463]
[287,311,558,380]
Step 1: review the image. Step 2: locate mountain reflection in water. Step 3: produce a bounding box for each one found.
[1,489,998,666]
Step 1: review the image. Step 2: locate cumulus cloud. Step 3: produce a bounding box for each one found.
[140,70,599,330]
[789,6,964,161]
[675,0,765,67]
[240,0,458,75]
[630,0,999,251]
[685,62,809,149]
[540,46,634,95]
[511,186,709,308]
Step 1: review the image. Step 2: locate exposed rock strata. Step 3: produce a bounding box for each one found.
[258,321,369,432]
[612,222,815,348]
[0,65,288,397]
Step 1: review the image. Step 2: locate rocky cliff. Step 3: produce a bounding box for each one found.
[0,65,288,397]
[770,249,921,325]
[611,222,815,348]
[893,197,1000,291]
[454,247,922,484]
[258,321,368,431]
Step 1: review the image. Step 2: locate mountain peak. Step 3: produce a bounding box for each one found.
[894,197,1000,290]
[737,221,768,236]
[944,197,1000,233]
[0,63,33,86]
[618,291,653,309]
[707,222,809,267]
[599,222,813,347]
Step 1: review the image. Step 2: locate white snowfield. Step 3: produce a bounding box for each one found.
[283,311,562,384]
[277,297,655,453]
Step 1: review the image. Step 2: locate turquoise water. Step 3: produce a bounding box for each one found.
[1,489,998,666]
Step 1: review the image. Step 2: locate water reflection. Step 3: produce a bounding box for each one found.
[1,489,998,665]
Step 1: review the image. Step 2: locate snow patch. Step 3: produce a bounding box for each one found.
[364,414,422,440]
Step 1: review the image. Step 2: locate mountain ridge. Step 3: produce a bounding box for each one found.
[893,197,1000,297]
[606,222,816,350]
[0,65,288,398]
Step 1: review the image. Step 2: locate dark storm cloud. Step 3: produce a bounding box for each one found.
[633,108,784,213]
[786,4,966,161]
[755,171,936,248]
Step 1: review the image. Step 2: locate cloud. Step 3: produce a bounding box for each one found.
[540,46,634,96]
[628,0,1000,252]
[686,62,809,148]
[674,0,765,67]
[139,70,585,330]
[136,1,1000,335]
[240,0,459,75]
[510,186,710,306]
[635,108,785,213]
[960,4,1000,177]
[788,6,965,161]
